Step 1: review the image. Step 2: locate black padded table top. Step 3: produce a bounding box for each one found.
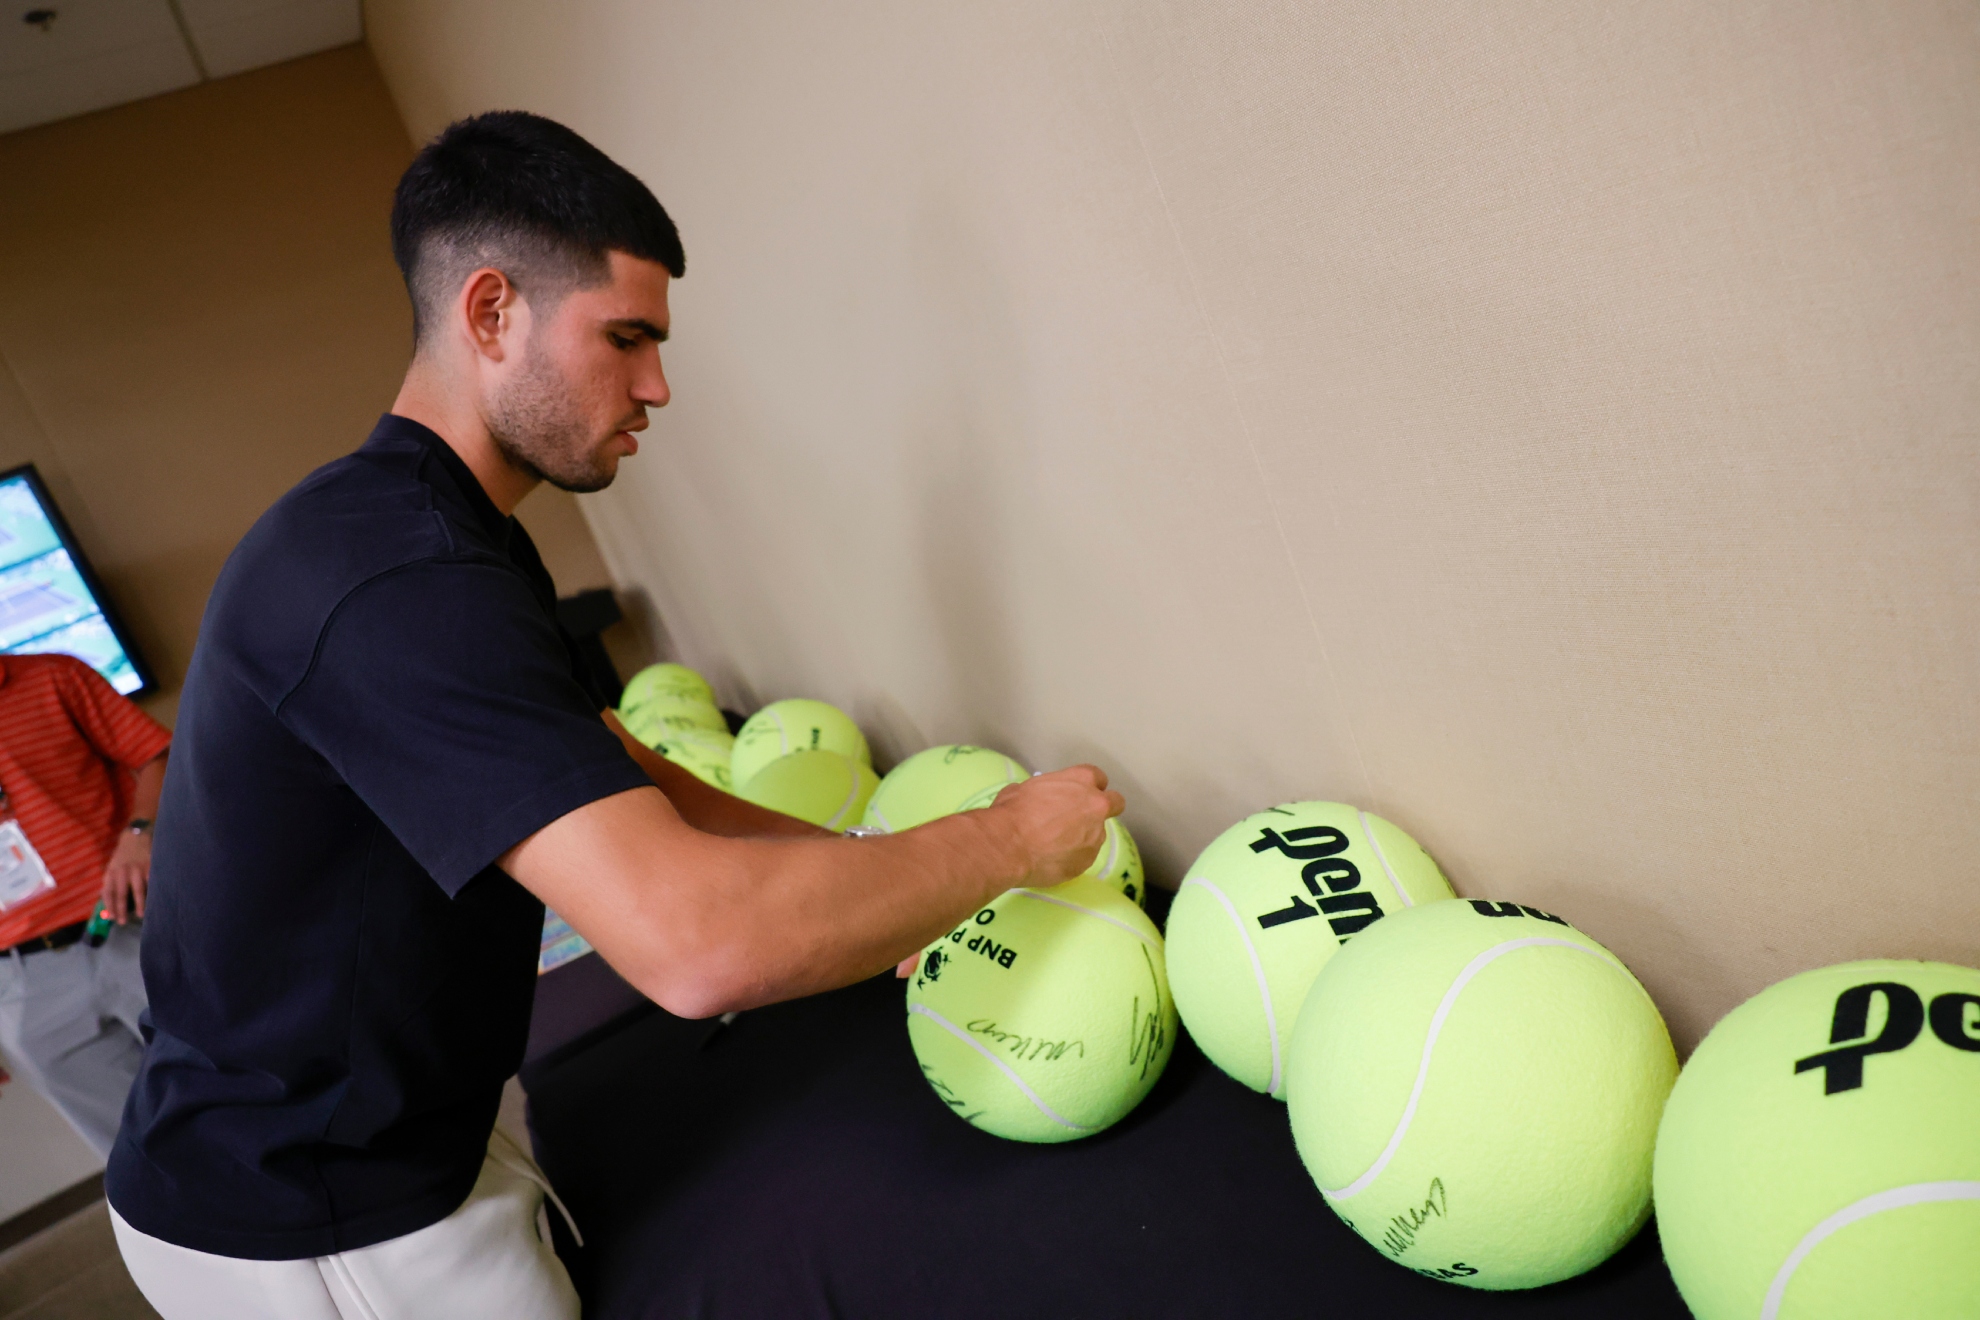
[520,955,1690,1319]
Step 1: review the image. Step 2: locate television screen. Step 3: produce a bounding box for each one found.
[0,465,152,697]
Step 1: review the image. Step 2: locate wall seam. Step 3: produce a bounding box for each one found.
[0,348,53,447]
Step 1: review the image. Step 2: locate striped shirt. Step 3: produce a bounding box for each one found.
[0,653,172,948]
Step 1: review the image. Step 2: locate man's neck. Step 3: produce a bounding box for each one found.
[390,364,539,517]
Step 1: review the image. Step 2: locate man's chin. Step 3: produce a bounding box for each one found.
[542,451,619,494]
[547,467,617,494]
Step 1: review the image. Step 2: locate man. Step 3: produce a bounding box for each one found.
[0,650,170,1156]
[106,112,1120,1319]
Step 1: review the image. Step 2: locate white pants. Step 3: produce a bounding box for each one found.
[0,922,146,1156]
[112,1126,582,1320]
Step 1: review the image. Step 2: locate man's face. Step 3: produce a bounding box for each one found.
[485,250,672,493]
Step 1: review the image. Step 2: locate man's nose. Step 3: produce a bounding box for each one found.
[636,352,670,409]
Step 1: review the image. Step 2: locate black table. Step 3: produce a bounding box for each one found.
[520,944,1690,1319]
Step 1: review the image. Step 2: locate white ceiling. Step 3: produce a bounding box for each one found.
[0,0,360,135]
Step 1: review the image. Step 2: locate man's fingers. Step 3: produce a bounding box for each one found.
[1040,763,1109,792]
[895,952,918,979]
[1053,769,1124,819]
[101,867,139,923]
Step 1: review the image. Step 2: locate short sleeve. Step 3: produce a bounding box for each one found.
[54,655,172,770]
[278,558,652,894]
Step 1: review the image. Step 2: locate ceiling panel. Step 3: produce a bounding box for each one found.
[177,0,360,80]
[0,0,199,134]
[0,0,361,137]
[0,0,180,75]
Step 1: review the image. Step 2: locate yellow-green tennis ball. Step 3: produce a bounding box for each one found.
[905,877,1175,1143]
[655,727,734,792]
[1081,816,1147,908]
[619,662,715,712]
[1165,803,1453,1097]
[860,744,1029,833]
[737,749,879,833]
[1287,899,1678,1290]
[622,697,727,743]
[1653,959,1980,1320]
[731,699,870,789]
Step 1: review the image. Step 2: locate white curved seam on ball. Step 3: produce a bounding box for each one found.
[1759,1181,1980,1320]
[774,710,791,756]
[1182,876,1281,1096]
[908,1002,1096,1131]
[1323,936,1626,1201]
[1358,810,1412,908]
[823,775,862,832]
[1011,888,1157,949]
[1092,824,1120,879]
[868,804,893,833]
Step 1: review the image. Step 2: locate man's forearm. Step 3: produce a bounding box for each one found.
[538,792,1030,1016]
[130,752,167,821]
[505,765,1119,1020]
[603,710,830,839]
[691,808,1037,1011]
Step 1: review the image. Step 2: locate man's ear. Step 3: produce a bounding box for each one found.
[459,267,521,363]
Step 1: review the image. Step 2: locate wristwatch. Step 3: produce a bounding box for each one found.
[127,818,154,836]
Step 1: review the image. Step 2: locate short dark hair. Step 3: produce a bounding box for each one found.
[390,111,684,347]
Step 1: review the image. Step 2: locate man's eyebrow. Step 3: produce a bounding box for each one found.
[608,318,670,343]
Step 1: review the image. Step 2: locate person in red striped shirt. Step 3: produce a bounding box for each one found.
[0,651,171,1155]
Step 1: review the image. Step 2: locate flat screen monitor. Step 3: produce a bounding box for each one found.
[0,464,153,698]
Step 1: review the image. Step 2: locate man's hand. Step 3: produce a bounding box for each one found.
[893,765,1125,976]
[100,831,152,923]
[100,750,167,925]
[982,765,1124,887]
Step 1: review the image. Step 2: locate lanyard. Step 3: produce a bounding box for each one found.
[0,818,55,911]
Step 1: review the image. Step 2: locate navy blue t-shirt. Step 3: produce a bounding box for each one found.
[107,415,652,1260]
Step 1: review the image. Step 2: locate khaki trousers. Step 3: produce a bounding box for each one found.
[0,922,145,1157]
[112,1125,582,1320]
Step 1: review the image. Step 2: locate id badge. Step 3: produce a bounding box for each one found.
[0,819,56,911]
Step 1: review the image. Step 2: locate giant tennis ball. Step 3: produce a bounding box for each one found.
[906,877,1176,1143]
[731,699,870,788]
[622,697,727,742]
[1165,803,1453,1097]
[738,749,880,833]
[1082,816,1147,908]
[1287,899,1678,1289]
[860,745,1029,834]
[653,727,734,792]
[1654,959,1980,1319]
[620,662,716,712]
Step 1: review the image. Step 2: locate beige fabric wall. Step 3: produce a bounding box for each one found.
[0,44,618,725]
[366,1,1980,1048]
